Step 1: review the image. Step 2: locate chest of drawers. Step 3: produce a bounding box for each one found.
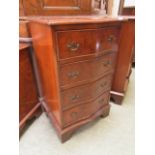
[19,43,41,130]
[29,16,126,142]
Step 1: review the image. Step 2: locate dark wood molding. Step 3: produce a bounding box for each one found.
[19,102,41,129]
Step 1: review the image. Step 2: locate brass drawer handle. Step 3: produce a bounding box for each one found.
[67,42,80,51]
[68,71,79,79]
[70,95,80,101]
[108,35,115,43]
[98,99,104,104]
[71,112,78,119]
[100,82,107,88]
[102,61,112,67]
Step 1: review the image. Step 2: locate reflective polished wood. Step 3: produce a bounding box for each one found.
[111,17,135,104]
[28,15,131,142]
[20,0,92,16]
[19,43,41,130]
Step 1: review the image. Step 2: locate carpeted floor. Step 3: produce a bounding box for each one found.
[20,69,135,155]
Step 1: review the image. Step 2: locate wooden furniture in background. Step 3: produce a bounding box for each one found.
[119,0,135,65]
[19,43,41,130]
[20,0,93,16]
[111,0,135,104]
[20,0,110,17]
[122,6,135,15]
[19,19,42,130]
[92,0,108,15]
[111,17,135,104]
[122,6,135,65]
[28,16,129,142]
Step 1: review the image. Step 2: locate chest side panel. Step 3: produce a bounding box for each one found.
[29,22,62,126]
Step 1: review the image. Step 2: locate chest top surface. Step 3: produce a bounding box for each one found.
[24,15,135,26]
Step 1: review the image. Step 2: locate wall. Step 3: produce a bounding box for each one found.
[124,0,135,6]
[111,0,135,16]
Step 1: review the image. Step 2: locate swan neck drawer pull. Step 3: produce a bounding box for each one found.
[70,95,80,101]
[102,61,112,67]
[68,71,79,78]
[67,42,80,51]
[108,35,115,42]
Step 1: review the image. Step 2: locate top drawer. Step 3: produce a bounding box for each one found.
[56,27,119,60]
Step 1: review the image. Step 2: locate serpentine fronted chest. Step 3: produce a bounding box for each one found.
[29,16,126,142]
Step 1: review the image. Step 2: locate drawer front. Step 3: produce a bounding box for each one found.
[57,27,119,59]
[62,92,110,127]
[93,75,112,98]
[61,74,112,110]
[92,53,116,78]
[59,53,116,87]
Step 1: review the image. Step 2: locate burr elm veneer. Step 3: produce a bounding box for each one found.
[29,16,128,142]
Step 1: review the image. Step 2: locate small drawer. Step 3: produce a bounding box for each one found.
[59,59,92,87]
[93,75,112,98]
[94,92,110,110]
[62,103,91,127]
[57,27,119,59]
[61,74,112,110]
[92,53,116,78]
[62,92,110,127]
[59,53,116,87]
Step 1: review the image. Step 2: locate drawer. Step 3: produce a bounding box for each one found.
[57,27,119,59]
[61,74,112,110]
[59,53,116,87]
[62,92,110,127]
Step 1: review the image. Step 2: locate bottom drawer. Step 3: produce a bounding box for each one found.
[62,92,110,127]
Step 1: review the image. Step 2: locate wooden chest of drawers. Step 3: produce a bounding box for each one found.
[29,16,126,142]
[19,43,41,130]
[111,18,135,104]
